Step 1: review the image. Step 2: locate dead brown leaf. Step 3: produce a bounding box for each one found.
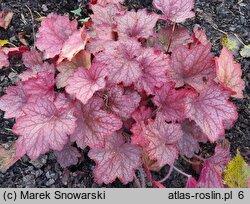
[0,11,14,29]
[0,144,18,173]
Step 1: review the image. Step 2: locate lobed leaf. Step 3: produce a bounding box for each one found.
[14,94,77,160]
[88,131,142,184]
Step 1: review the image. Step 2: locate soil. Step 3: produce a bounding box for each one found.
[0,0,249,188]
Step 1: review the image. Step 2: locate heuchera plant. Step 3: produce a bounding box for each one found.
[0,0,245,187]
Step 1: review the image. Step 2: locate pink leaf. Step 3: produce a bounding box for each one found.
[58,28,88,63]
[36,14,78,59]
[169,44,215,91]
[148,27,193,52]
[96,39,143,86]
[101,85,141,118]
[193,25,209,45]
[178,120,205,158]
[153,83,193,122]
[153,0,195,23]
[88,131,142,184]
[135,48,170,95]
[116,9,159,39]
[185,176,197,188]
[0,50,9,69]
[0,83,28,119]
[196,161,223,188]
[186,82,238,142]
[54,143,81,168]
[20,49,55,81]
[70,97,123,149]
[14,94,77,160]
[87,25,115,54]
[131,106,152,147]
[22,49,43,67]
[22,71,55,97]
[91,3,120,26]
[208,143,231,173]
[215,47,245,98]
[143,114,183,167]
[66,63,108,105]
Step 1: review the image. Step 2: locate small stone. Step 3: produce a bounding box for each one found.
[29,155,47,169]
[45,171,51,179]
[46,179,55,186]
[41,4,48,12]
[35,169,43,177]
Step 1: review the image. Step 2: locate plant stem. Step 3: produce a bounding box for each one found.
[181,155,201,165]
[157,165,174,183]
[194,154,206,161]
[139,168,146,188]
[166,22,177,53]
[144,165,166,188]
[173,166,191,178]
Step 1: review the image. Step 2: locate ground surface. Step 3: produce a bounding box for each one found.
[0,0,249,188]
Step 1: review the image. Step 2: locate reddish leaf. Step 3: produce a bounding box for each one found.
[58,27,88,63]
[148,27,193,52]
[88,131,142,184]
[193,25,209,45]
[22,72,55,97]
[22,49,43,67]
[186,82,238,142]
[135,48,170,95]
[66,63,108,105]
[0,50,9,69]
[153,83,193,122]
[2,46,29,57]
[131,106,152,147]
[56,50,91,88]
[20,49,55,81]
[196,161,223,188]
[96,39,143,86]
[153,0,195,23]
[36,14,78,59]
[178,120,204,158]
[169,44,215,91]
[70,97,123,149]
[0,83,28,119]
[94,0,124,6]
[0,11,13,29]
[215,47,245,98]
[185,176,197,188]
[169,45,215,90]
[116,9,159,39]
[102,85,141,118]
[91,3,120,26]
[54,143,81,168]
[14,94,77,160]
[143,114,183,167]
[208,143,231,173]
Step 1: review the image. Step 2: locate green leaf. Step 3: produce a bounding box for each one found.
[223,151,250,188]
[221,34,241,56]
[0,39,9,47]
[79,17,90,23]
[70,8,82,17]
[240,45,250,58]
